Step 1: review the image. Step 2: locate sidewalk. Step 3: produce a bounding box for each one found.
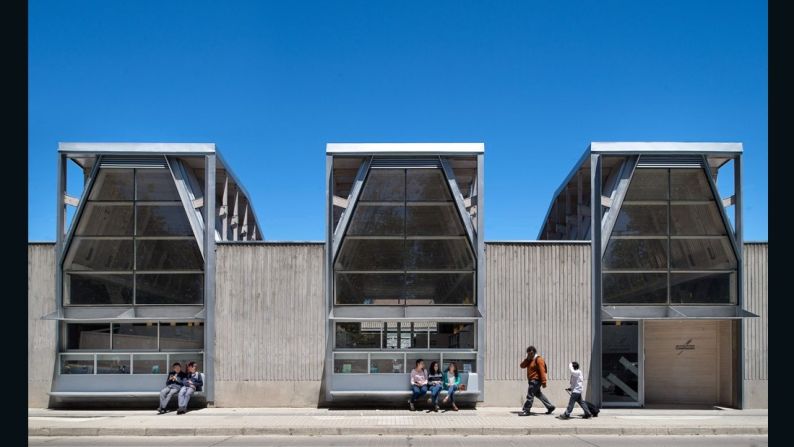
[28,407,768,437]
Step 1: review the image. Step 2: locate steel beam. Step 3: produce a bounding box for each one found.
[204,154,217,403]
[590,154,603,407]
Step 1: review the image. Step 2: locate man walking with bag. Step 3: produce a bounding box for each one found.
[519,345,555,416]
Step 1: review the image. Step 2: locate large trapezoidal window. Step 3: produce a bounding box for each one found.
[603,166,737,304]
[335,167,475,305]
[64,166,204,305]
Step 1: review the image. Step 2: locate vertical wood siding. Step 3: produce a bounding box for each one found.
[743,243,768,381]
[485,242,592,380]
[215,243,325,381]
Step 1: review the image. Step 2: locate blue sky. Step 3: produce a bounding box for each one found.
[28,0,768,241]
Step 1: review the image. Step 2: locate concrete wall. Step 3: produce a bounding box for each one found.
[214,243,325,407]
[743,242,768,408]
[28,243,56,408]
[482,242,592,407]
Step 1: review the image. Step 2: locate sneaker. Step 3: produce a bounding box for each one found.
[434,404,440,412]
[176,409,185,415]
[408,400,415,411]
[556,414,570,420]
[546,406,555,414]
[156,408,165,414]
[451,404,458,411]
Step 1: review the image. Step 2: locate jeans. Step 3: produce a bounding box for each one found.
[429,383,443,405]
[445,384,458,404]
[411,384,428,402]
[522,380,554,412]
[564,392,592,417]
[159,384,181,409]
[178,386,196,410]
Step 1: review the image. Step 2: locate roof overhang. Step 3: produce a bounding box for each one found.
[329,306,482,321]
[589,141,743,155]
[59,142,216,155]
[602,305,758,320]
[326,143,484,156]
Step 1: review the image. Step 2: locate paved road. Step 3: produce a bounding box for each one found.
[28,435,770,446]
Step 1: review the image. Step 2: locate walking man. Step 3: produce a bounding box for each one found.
[520,345,555,415]
[557,361,592,419]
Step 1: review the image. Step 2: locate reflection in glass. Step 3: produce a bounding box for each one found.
[670,169,714,200]
[135,274,204,305]
[405,239,474,270]
[603,273,667,304]
[429,323,475,349]
[405,204,465,236]
[66,323,111,350]
[406,169,452,201]
[89,169,134,201]
[335,239,404,271]
[335,323,381,349]
[360,170,405,201]
[97,354,131,374]
[133,354,167,374]
[612,205,667,236]
[346,205,404,236]
[404,273,475,305]
[136,205,194,236]
[136,239,203,270]
[670,238,736,270]
[670,272,735,304]
[624,169,668,201]
[370,353,405,373]
[407,352,439,371]
[670,204,727,236]
[60,354,94,374]
[383,322,400,349]
[603,239,667,270]
[135,169,180,201]
[334,353,367,373]
[602,321,640,403]
[335,273,404,305]
[112,323,158,350]
[159,322,204,350]
[65,238,133,271]
[75,204,134,236]
[443,353,477,373]
[68,273,134,305]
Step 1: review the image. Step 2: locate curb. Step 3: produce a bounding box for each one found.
[28,426,769,437]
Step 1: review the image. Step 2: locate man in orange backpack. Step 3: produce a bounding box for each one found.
[519,345,555,416]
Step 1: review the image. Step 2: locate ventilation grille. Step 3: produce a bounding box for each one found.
[99,156,168,169]
[370,157,441,169]
[637,155,703,168]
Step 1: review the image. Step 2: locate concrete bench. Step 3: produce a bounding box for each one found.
[48,373,206,399]
[330,372,479,399]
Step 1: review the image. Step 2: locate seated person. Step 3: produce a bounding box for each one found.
[177,361,203,415]
[408,359,428,411]
[157,362,186,414]
[442,362,462,411]
[427,361,444,412]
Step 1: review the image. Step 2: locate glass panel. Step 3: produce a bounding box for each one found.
[429,323,475,349]
[97,353,131,374]
[670,272,735,304]
[410,321,431,349]
[169,353,204,372]
[112,323,158,350]
[135,273,204,305]
[603,239,667,270]
[405,204,465,236]
[66,323,111,350]
[404,273,475,305]
[64,238,133,271]
[133,354,168,374]
[60,354,94,374]
[360,169,405,201]
[333,353,368,373]
[136,239,203,270]
[67,273,134,305]
[89,169,134,201]
[670,204,727,236]
[136,205,194,236]
[625,169,668,201]
[602,321,640,403]
[670,238,737,270]
[75,204,134,236]
[602,273,667,304]
[405,239,474,270]
[406,169,452,201]
[443,353,477,373]
[335,273,404,305]
[670,169,714,201]
[612,205,667,236]
[407,353,439,372]
[335,323,381,349]
[383,322,400,349]
[370,353,405,373]
[136,169,180,201]
[346,205,404,236]
[159,322,204,350]
[335,239,404,271]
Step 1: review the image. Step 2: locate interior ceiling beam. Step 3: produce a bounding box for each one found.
[333,195,349,208]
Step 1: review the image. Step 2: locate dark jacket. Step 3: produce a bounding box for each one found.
[183,371,203,391]
[165,370,186,387]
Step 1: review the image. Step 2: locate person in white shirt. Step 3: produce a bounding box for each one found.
[557,361,592,419]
